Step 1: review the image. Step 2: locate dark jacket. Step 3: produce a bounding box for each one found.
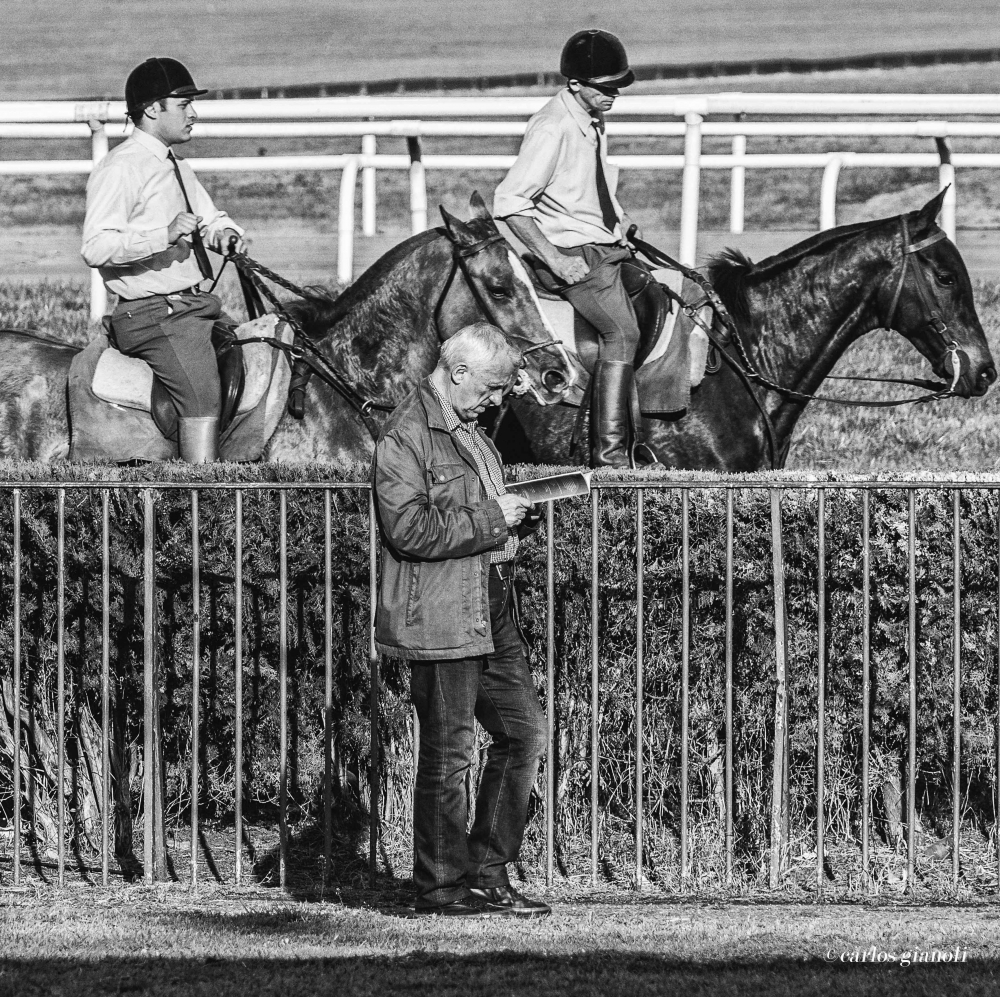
[372,378,510,660]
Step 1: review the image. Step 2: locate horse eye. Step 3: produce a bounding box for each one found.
[936,270,957,287]
[487,284,510,299]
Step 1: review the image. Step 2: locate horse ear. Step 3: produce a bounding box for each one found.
[915,186,948,229]
[440,204,475,245]
[468,191,492,221]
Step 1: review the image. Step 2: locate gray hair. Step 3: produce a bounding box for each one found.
[437,322,524,373]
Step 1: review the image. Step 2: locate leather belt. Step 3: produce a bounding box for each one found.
[116,285,205,304]
[491,561,514,580]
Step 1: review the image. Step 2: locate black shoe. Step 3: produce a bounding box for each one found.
[468,885,551,918]
[413,894,499,917]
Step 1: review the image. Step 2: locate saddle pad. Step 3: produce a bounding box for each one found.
[92,314,289,415]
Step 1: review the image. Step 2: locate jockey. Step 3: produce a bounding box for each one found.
[494,29,642,468]
[81,57,246,463]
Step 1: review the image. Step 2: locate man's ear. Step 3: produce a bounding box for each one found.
[450,363,468,384]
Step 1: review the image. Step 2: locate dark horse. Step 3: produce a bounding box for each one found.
[495,189,996,470]
[0,193,573,463]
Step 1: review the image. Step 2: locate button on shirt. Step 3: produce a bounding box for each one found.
[493,88,625,249]
[430,381,518,563]
[81,129,243,300]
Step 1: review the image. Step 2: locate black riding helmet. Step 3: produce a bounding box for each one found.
[560,29,635,89]
[125,57,207,116]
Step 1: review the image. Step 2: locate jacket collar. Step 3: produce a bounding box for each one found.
[416,376,503,471]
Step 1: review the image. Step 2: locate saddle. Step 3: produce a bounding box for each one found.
[523,253,671,375]
[101,319,245,440]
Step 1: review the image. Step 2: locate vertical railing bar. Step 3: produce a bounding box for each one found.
[590,488,600,888]
[996,490,1000,890]
[11,490,21,886]
[680,488,690,882]
[862,490,871,891]
[324,489,334,887]
[817,488,826,895]
[546,500,555,887]
[101,489,110,887]
[143,490,155,885]
[907,488,917,893]
[635,489,644,891]
[278,490,288,890]
[953,488,962,890]
[368,491,379,888]
[190,489,200,890]
[56,488,66,888]
[234,490,244,885]
[769,488,788,890]
[724,489,734,888]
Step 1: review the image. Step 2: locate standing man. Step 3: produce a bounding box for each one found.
[494,29,641,468]
[372,323,550,918]
[82,57,245,463]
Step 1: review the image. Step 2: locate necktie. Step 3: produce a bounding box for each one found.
[592,119,619,234]
[167,150,213,281]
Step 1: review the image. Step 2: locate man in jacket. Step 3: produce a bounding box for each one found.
[372,322,550,918]
[82,57,245,463]
[494,29,641,468]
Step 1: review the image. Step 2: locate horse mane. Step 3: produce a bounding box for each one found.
[705,218,888,327]
[287,227,444,339]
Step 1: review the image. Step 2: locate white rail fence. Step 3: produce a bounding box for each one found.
[2,94,999,321]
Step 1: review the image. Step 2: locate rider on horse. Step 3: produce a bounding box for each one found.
[494,29,643,468]
[81,57,246,463]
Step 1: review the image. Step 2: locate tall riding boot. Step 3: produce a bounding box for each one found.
[590,360,634,468]
[178,417,219,464]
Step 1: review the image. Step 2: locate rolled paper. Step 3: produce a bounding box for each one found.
[507,471,593,504]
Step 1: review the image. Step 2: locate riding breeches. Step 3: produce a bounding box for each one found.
[109,290,232,419]
[556,243,642,363]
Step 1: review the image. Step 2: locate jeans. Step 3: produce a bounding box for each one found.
[409,566,547,908]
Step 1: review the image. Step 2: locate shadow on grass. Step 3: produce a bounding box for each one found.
[3,953,998,997]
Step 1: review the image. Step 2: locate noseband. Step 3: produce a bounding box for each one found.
[435,231,575,405]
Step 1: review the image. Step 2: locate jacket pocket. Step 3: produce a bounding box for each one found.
[405,561,421,626]
[428,461,466,505]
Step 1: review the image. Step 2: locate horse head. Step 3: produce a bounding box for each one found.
[880,189,996,398]
[438,193,576,406]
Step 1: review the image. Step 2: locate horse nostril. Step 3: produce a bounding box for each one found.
[983,365,998,386]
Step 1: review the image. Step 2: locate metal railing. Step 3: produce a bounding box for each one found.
[2,94,998,320]
[3,473,1000,895]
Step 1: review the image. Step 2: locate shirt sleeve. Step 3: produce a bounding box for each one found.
[373,431,508,561]
[184,163,244,249]
[81,157,171,267]
[493,117,563,219]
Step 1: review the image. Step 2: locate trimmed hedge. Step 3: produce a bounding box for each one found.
[1,464,999,889]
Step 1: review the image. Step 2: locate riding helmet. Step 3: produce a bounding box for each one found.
[125,57,207,115]
[560,29,635,88]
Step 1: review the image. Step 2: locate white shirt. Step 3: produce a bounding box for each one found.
[493,88,624,249]
[81,128,243,300]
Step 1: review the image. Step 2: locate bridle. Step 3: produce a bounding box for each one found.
[631,217,965,469]
[434,230,576,406]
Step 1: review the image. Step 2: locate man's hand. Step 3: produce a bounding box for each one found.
[546,253,590,285]
[217,227,246,255]
[497,493,532,528]
[167,212,203,245]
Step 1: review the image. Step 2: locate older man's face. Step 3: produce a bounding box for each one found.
[450,360,519,423]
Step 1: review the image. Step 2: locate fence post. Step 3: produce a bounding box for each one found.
[88,120,109,323]
[937,137,957,243]
[680,112,703,266]
[769,488,789,890]
[338,156,360,284]
[730,120,746,235]
[362,133,377,236]
[820,156,844,231]
[407,135,428,234]
[368,491,380,888]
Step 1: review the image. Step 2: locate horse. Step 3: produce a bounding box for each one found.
[491,189,996,470]
[0,193,574,464]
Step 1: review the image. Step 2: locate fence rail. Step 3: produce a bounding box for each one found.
[3,473,1000,895]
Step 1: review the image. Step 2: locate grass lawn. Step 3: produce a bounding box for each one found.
[2,883,1000,996]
